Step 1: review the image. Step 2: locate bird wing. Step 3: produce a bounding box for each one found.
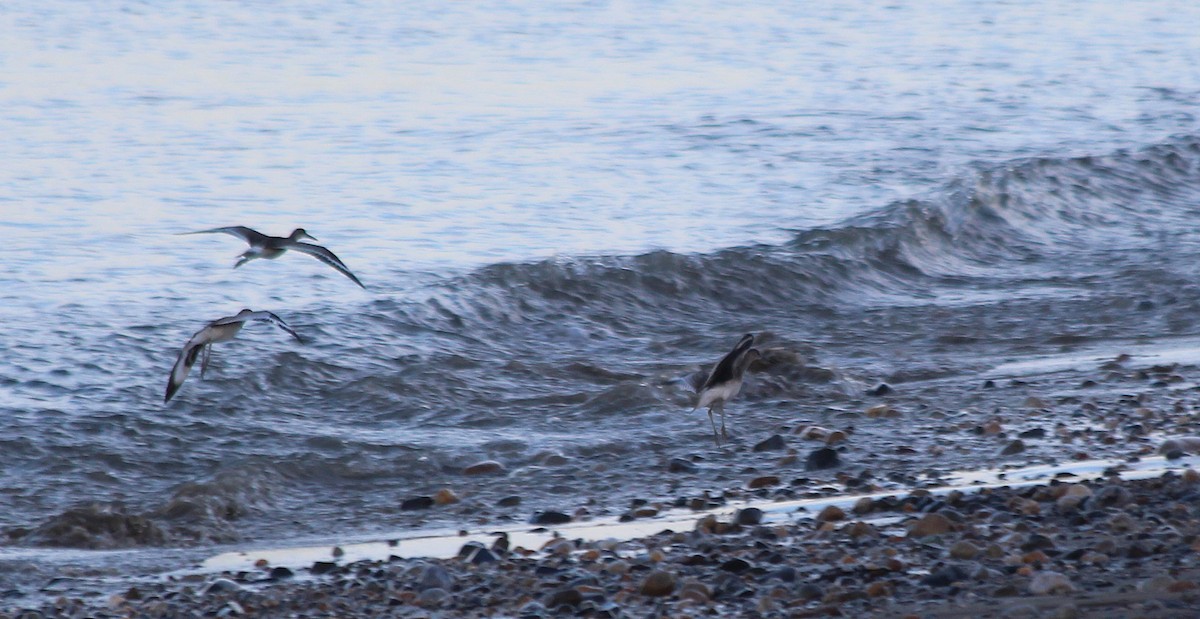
[165,336,207,403]
[289,241,366,289]
[698,334,755,392]
[178,226,269,245]
[239,310,305,343]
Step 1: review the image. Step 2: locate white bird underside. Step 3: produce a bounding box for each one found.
[695,380,743,412]
[165,310,302,403]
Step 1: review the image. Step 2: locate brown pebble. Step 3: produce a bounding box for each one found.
[748,475,781,489]
[434,488,460,505]
[1023,550,1050,564]
[817,505,846,522]
[1168,580,1199,593]
[463,460,506,475]
[907,513,954,537]
[845,521,877,539]
[852,497,873,515]
[639,570,677,596]
[1029,571,1076,595]
[866,581,891,597]
[949,540,980,560]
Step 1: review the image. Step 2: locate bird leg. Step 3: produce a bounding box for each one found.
[719,403,728,440]
[199,345,211,379]
[708,409,721,446]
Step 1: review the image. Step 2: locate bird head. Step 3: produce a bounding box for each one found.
[291,228,317,242]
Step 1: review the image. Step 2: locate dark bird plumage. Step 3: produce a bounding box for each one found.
[165,309,303,403]
[181,226,365,288]
[692,333,761,445]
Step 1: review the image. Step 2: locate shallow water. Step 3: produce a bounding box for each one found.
[3,0,1200,591]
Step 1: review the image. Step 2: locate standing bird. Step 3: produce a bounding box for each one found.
[165,309,304,403]
[691,333,762,445]
[181,226,365,289]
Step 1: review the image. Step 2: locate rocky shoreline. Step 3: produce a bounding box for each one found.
[7,351,1200,618]
[9,466,1200,618]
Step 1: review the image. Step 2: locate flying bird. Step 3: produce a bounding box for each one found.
[165,309,304,403]
[181,226,365,288]
[691,333,762,445]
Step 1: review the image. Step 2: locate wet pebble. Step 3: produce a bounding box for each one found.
[463,460,506,475]
[907,513,954,537]
[805,447,840,470]
[530,510,572,525]
[639,570,676,596]
[668,458,698,473]
[753,434,787,452]
[748,475,780,489]
[949,540,980,560]
[401,496,435,510]
[545,587,583,608]
[999,439,1026,456]
[1028,571,1076,595]
[734,507,763,526]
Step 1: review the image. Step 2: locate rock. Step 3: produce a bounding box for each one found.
[797,583,823,600]
[768,566,797,582]
[639,570,676,596]
[678,581,711,603]
[720,558,751,573]
[922,565,968,587]
[753,434,787,452]
[816,505,845,522]
[545,588,583,608]
[1021,534,1056,552]
[416,588,447,607]
[1018,427,1046,439]
[419,564,455,592]
[866,404,897,418]
[949,540,980,560]
[907,513,954,537]
[1139,575,1176,593]
[204,578,241,594]
[434,488,460,505]
[748,475,780,489]
[531,511,572,525]
[1159,437,1200,455]
[805,447,841,471]
[466,546,498,564]
[401,496,434,510]
[845,521,877,539]
[999,439,1026,456]
[852,497,873,515]
[1055,484,1092,512]
[867,383,892,396]
[497,495,522,507]
[667,458,698,473]
[734,507,763,526]
[1029,571,1076,595]
[1093,485,1132,508]
[268,566,293,580]
[463,460,506,475]
[310,561,337,575]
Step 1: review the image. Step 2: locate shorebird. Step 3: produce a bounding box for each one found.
[691,333,762,445]
[165,309,304,403]
[181,226,365,288]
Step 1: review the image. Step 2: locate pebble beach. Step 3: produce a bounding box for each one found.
[8,350,1200,618]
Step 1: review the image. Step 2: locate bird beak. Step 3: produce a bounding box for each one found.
[303,232,318,241]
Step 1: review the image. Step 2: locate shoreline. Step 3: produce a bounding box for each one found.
[8,469,1200,618]
[5,454,1200,617]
